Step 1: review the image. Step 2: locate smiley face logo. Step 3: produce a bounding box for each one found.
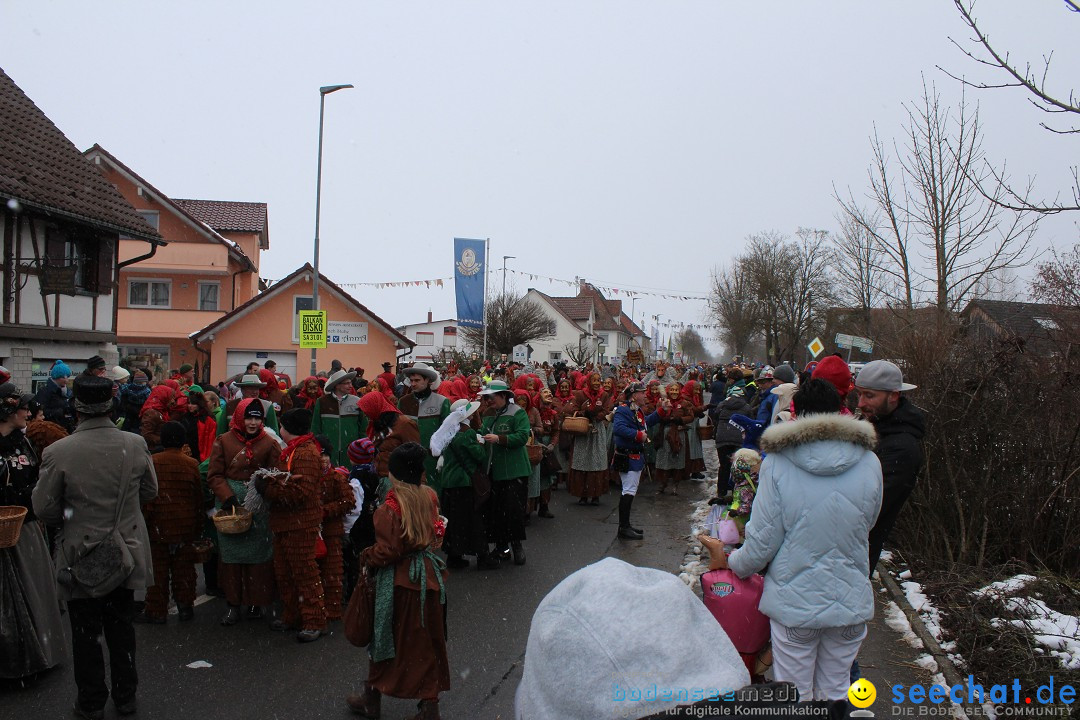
[848,679,876,708]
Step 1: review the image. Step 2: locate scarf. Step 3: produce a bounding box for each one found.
[280,432,315,465]
[257,369,277,400]
[140,385,174,418]
[297,376,323,410]
[230,398,267,460]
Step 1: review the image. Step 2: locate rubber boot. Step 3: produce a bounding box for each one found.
[626,493,643,534]
[346,683,381,718]
[617,495,643,540]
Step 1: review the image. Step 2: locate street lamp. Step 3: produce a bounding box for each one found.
[502,255,515,296]
[310,83,353,376]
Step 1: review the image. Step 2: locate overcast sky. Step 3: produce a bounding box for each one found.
[5,1,1078,355]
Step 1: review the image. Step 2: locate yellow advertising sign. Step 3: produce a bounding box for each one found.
[299,310,327,349]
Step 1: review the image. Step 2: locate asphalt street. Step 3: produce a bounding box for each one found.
[4,435,932,719]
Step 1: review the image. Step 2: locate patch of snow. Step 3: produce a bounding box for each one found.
[1001,596,1080,670]
[898,569,912,580]
[879,550,893,564]
[973,574,1037,598]
[902,580,945,642]
[186,660,213,669]
[883,600,924,649]
[915,654,938,672]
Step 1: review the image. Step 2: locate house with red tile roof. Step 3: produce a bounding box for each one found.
[524,281,650,365]
[83,144,267,381]
[0,67,161,391]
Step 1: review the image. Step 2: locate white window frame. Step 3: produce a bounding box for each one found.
[128,278,171,308]
[292,295,314,343]
[197,281,220,311]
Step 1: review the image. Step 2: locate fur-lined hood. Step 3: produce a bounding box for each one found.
[759,413,877,478]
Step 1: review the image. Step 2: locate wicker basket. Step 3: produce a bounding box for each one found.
[212,506,253,535]
[696,419,714,441]
[561,413,589,435]
[526,439,543,465]
[190,537,214,563]
[0,506,27,549]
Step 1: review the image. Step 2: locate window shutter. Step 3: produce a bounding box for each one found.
[95,237,114,295]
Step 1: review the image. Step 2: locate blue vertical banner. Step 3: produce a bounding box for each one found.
[453,237,486,327]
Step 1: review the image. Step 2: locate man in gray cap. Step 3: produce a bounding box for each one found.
[855,360,925,574]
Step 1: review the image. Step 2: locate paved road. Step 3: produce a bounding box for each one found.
[5,436,932,719]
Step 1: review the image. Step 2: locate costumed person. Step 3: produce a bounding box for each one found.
[641,379,664,476]
[0,384,66,682]
[259,368,293,414]
[371,406,421,479]
[681,379,708,479]
[217,374,279,435]
[611,381,662,540]
[346,443,449,720]
[139,384,175,451]
[257,408,327,641]
[398,363,451,497]
[315,435,355,621]
[291,376,324,411]
[567,372,614,506]
[654,381,692,495]
[343,438,381,601]
[311,368,366,468]
[533,388,559,519]
[24,399,69,460]
[430,399,498,570]
[549,379,575,491]
[478,381,530,566]
[181,385,218,461]
[206,399,278,626]
[376,362,397,394]
[135,421,203,624]
[515,391,544,525]
[464,375,484,403]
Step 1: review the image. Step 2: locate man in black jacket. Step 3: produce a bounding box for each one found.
[855,360,926,574]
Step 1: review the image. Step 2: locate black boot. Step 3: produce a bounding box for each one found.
[617,495,643,540]
[511,542,526,566]
[625,494,643,534]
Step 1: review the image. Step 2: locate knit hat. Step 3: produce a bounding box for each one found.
[812,355,853,398]
[244,400,265,419]
[133,369,150,386]
[178,363,194,374]
[0,382,29,420]
[279,408,312,436]
[161,421,187,449]
[105,365,130,382]
[347,438,376,465]
[728,413,766,449]
[773,364,796,384]
[50,360,72,380]
[387,442,426,485]
[515,558,749,719]
[72,375,114,416]
[86,355,106,371]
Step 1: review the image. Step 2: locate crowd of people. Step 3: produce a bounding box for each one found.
[0,348,925,718]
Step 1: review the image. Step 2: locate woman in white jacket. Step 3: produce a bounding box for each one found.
[704,378,882,703]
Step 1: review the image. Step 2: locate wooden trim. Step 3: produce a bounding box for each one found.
[2,326,116,343]
[14,215,21,324]
[3,212,12,325]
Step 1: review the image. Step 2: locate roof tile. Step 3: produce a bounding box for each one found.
[173,198,267,233]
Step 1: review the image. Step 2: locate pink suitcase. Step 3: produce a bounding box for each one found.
[700,568,770,655]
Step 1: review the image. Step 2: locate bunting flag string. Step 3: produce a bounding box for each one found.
[502,268,709,301]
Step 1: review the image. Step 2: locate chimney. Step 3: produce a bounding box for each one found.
[427,310,433,323]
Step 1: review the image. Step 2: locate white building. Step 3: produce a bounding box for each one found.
[525,282,650,366]
[397,313,460,363]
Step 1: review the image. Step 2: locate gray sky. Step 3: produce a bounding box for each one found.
[5,1,1078,355]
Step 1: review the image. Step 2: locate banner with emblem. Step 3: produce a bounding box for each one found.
[453,237,486,328]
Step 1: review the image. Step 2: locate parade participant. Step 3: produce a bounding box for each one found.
[290,376,324,411]
[343,438,380,599]
[359,389,399,440]
[533,388,559,518]
[135,422,203,625]
[347,443,450,720]
[218,374,279,435]
[704,379,882,704]
[259,368,292,414]
[611,382,661,540]
[377,361,396,393]
[653,381,692,495]
[373,377,398,406]
[180,385,217,461]
[207,398,279,626]
[567,372,614,506]
[34,374,158,718]
[256,408,326,642]
[313,436,355,621]
[433,399,497,569]
[0,384,66,682]
[465,375,484,402]
[398,363,451,495]
[681,379,707,479]
[139,384,175,452]
[311,368,366,468]
[515,391,544,525]
[641,379,664,476]
[34,360,74,432]
[24,398,70,459]
[174,363,195,388]
[479,381,531,565]
[550,378,575,490]
[854,360,925,574]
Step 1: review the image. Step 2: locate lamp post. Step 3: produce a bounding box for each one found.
[502,255,515,296]
[310,83,353,376]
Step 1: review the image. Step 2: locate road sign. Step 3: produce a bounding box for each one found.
[834,333,853,349]
[299,310,327,348]
[835,333,873,353]
[808,337,825,358]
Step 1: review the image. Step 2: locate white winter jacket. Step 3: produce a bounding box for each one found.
[728,413,883,628]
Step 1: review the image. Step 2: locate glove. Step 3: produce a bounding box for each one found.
[253,475,269,495]
[220,495,240,512]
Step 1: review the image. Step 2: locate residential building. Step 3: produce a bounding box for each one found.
[525,281,650,365]
[961,299,1080,357]
[190,263,414,384]
[83,145,265,380]
[397,313,459,363]
[0,68,161,392]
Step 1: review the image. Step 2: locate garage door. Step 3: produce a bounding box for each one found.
[225,350,297,385]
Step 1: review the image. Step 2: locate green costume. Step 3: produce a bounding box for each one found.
[480,404,532,481]
[216,397,278,435]
[440,429,487,489]
[311,392,369,467]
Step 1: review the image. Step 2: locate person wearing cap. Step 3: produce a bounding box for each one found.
[311,368,365,468]
[33,374,158,718]
[314,435,356,621]
[376,361,397,395]
[118,370,151,435]
[0,383,67,681]
[207,398,279,627]
[611,382,663,540]
[217,374,279,436]
[755,364,796,428]
[173,363,194,388]
[136,421,203,625]
[435,398,500,570]
[256,408,327,642]
[83,355,108,378]
[854,360,926,573]
[747,366,775,417]
[398,363,451,496]
[34,359,75,433]
[479,380,531,566]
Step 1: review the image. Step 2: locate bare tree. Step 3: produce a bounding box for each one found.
[832,212,887,311]
[562,339,592,367]
[1032,244,1080,306]
[941,0,1080,213]
[460,292,556,356]
[707,261,760,357]
[676,328,710,365]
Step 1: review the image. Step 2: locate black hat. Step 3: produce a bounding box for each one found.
[382,362,392,370]
[86,355,106,371]
[161,421,187,449]
[73,374,114,416]
[388,442,426,485]
[0,382,28,419]
[279,408,312,436]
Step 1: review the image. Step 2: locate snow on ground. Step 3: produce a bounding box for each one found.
[901,579,946,643]
[973,574,1037,598]
[1001,596,1080,670]
[883,599,924,649]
